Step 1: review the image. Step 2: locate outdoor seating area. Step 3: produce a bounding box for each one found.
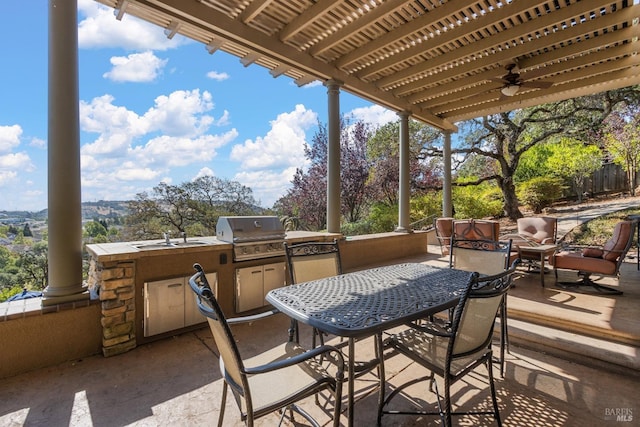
[1,253,638,426]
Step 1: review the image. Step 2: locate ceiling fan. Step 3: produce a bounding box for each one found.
[492,63,554,97]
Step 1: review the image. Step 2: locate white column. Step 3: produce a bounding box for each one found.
[325,80,342,233]
[396,111,411,232]
[43,0,87,305]
[442,131,453,217]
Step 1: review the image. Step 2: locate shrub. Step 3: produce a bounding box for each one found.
[518,177,564,214]
[367,202,398,233]
[452,184,503,219]
[341,220,373,236]
[410,192,442,228]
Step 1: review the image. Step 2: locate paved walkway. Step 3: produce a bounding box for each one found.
[547,195,639,237]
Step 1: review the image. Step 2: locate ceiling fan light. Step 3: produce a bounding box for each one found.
[501,84,520,97]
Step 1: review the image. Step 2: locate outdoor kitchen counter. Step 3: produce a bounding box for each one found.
[86,236,230,262]
[85,231,341,261]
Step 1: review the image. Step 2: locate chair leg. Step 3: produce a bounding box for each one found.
[442,376,453,427]
[217,381,228,427]
[376,333,385,427]
[487,358,502,427]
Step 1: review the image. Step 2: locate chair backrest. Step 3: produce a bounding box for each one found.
[453,219,500,241]
[603,220,636,267]
[449,267,515,357]
[284,239,342,284]
[517,216,557,244]
[188,263,246,394]
[449,238,513,276]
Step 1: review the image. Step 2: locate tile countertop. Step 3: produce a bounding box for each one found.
[86,231,342,261]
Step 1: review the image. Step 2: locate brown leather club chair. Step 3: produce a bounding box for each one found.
[550,220,636,295]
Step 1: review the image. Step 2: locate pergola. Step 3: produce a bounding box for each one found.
[45,0,639,303]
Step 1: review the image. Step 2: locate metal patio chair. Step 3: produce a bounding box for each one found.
[449,238,516,377]
[189,263,345,427]
[284,239,381,379]
[378,265,517,427]
[284,239,342,345]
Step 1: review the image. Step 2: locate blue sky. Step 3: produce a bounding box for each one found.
[0,1,398,212]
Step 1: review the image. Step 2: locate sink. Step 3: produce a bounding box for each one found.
[133,240,208,250]
[133,243,176,250]
[173,241,208,247]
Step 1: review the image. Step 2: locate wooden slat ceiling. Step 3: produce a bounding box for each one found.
[96,0,640,132]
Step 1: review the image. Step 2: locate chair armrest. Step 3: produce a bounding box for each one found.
[226,309,280,324]
[502,233,538,247]
[244,344,345,379]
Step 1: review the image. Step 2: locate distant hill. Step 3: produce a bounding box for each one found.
[1,201,130,223]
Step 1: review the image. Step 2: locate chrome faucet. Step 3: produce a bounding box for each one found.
[163,232,171,245]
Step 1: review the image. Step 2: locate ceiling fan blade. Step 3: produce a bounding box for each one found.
[520,80,554,89]
[489,77,509,84]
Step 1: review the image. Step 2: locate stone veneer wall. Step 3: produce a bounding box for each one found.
[87,258,137,356]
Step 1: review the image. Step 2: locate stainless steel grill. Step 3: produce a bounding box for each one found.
[216,216,286,261]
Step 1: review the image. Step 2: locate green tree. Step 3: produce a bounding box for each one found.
[547,137,602,202]
[602,103,640,196]
[124,176,258,240]
[367,119,441,206]
[452,87,639,219]
[84,220,108,238]
[16,242,48,290]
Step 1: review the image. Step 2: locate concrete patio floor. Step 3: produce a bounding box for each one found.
[1,254,638,427]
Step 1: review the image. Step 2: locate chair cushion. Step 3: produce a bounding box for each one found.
[602,221,633,261]
[517,217,557,244]
[552,251,617,275]
[582,248,604,258]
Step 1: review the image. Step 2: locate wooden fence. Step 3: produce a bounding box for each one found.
[578,162,639,197]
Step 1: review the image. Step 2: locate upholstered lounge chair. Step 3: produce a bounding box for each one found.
[551,220,636,295]
[516,216,558,245]
[435,218,501,256]
[434,217,454,255]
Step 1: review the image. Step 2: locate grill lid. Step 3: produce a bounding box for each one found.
[216,216,285,243]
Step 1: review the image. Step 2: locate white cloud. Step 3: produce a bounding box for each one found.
[193,167,215,180]
[229,104,318,207]
[230,104,316,170]
[30,137,46,149]
[206,71,230,81]
[216,111,231,126]
[234,167,299,207]
[78,0,188,51]
[0,125,22,152]
[143,90,215,137]
[79,89,239,202]
[0,152,34,171]
[0,126,35,187]
[103,51,168,83]
[347,105,398,128]
[0,171,18,186]
[130,131,238,167]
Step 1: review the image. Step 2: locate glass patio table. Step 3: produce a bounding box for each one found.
[266,262,473,426]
